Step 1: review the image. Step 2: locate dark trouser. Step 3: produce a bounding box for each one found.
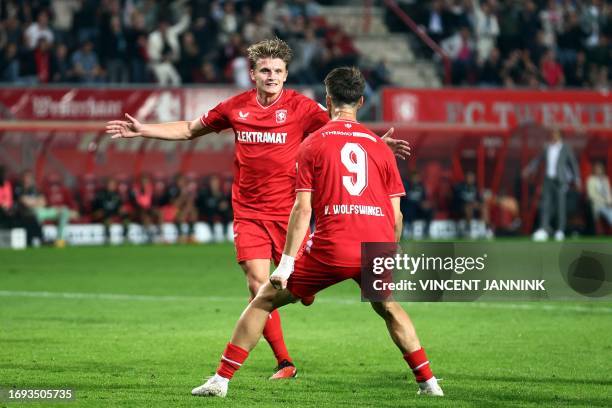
[13,207,43,245]
[405,203,433,237]
[540,177,567,232]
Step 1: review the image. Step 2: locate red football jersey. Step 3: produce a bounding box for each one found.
[201,89,329,221]
[296,119,405,267]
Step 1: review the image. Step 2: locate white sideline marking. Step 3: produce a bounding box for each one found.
[0,290,236,302]
[0,290,610,314]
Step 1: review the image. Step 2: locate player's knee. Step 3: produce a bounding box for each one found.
[251,283,278,310]
[246,274,267,295]
[251,294,274,311]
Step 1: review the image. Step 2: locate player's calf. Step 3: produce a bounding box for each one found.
[371,301,444,396]
[192,285,298,397]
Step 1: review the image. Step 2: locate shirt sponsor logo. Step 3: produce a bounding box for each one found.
[275,109,287,124]
[236,130,287,144]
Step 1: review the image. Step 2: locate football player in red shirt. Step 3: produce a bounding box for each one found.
[190,67,443,398]
[106,39,410,380]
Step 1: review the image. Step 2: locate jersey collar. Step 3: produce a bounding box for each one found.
[331,118,359,124]
[255,89,285,110]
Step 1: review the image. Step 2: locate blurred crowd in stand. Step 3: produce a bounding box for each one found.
[2,150,611,246]
[1,1,611,245]
[2,1,609,89]
[388,0,611,89]
[0,0,389,89]
[400,150,612,240]
[0,168,233,246]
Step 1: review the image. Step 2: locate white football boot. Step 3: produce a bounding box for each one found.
[191,374,229,397]
[417,377,444,396]
[532,228,549,242]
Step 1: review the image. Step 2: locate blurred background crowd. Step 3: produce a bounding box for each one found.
[0,0,382,88]
[2,1,609,88]
[0,0,610,246]
[2,149,611,246]
[0,167,233,246]
[389,0,611,88]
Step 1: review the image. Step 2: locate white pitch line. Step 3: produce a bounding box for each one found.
[0,290,239,302]
[0,290,610,314]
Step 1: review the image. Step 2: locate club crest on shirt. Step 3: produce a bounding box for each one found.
[275,109,287,124]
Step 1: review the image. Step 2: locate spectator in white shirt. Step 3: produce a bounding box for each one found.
[472,0,499,63]
[231,47,251,89]
[587,161,612,227]
[25,11,54,50]
[147,12,190,86]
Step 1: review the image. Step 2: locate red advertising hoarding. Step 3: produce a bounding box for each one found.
[382,88,612,130]
[0,86,316,178]
[0,86,316,122]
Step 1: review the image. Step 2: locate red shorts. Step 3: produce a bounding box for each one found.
[286,252,362,299]
[233,219,308,265]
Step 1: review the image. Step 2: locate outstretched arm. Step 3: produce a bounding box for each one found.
[270,192,312,289]
[105,113,214,141]
[381,127,411,160]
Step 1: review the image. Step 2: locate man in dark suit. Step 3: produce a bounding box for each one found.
[523,128,581,241]
[402,171,433,239]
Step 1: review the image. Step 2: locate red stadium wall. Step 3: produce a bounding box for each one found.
[2,87,611,233]
[381,88,611,129]
[0,86,309,179]
[1,87,610,184]
[378,88,611,232]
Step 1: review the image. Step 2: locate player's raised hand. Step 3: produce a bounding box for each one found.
[106,113,144,139]
[381,128,411,160]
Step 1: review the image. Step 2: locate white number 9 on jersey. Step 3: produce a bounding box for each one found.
[341,142,368,196]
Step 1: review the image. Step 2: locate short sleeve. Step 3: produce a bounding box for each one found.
[301,99,329,135]
[295,138,316,192]
[200,101,231,132]
[385,149,405,198]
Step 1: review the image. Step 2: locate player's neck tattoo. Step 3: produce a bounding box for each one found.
[332,108,357,122]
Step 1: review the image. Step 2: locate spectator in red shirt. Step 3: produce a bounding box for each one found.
[0,166,14,228]
[130,174,161,243]
[540,49,565,87]
[34,37,52,83]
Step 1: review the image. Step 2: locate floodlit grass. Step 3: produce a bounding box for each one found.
[1,245,610,407]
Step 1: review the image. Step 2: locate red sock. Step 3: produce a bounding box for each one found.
[262,309,292,364]
[403,347,434,382]
[216,343,249,380]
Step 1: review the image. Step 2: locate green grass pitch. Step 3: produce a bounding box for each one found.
[1,244,610,407]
